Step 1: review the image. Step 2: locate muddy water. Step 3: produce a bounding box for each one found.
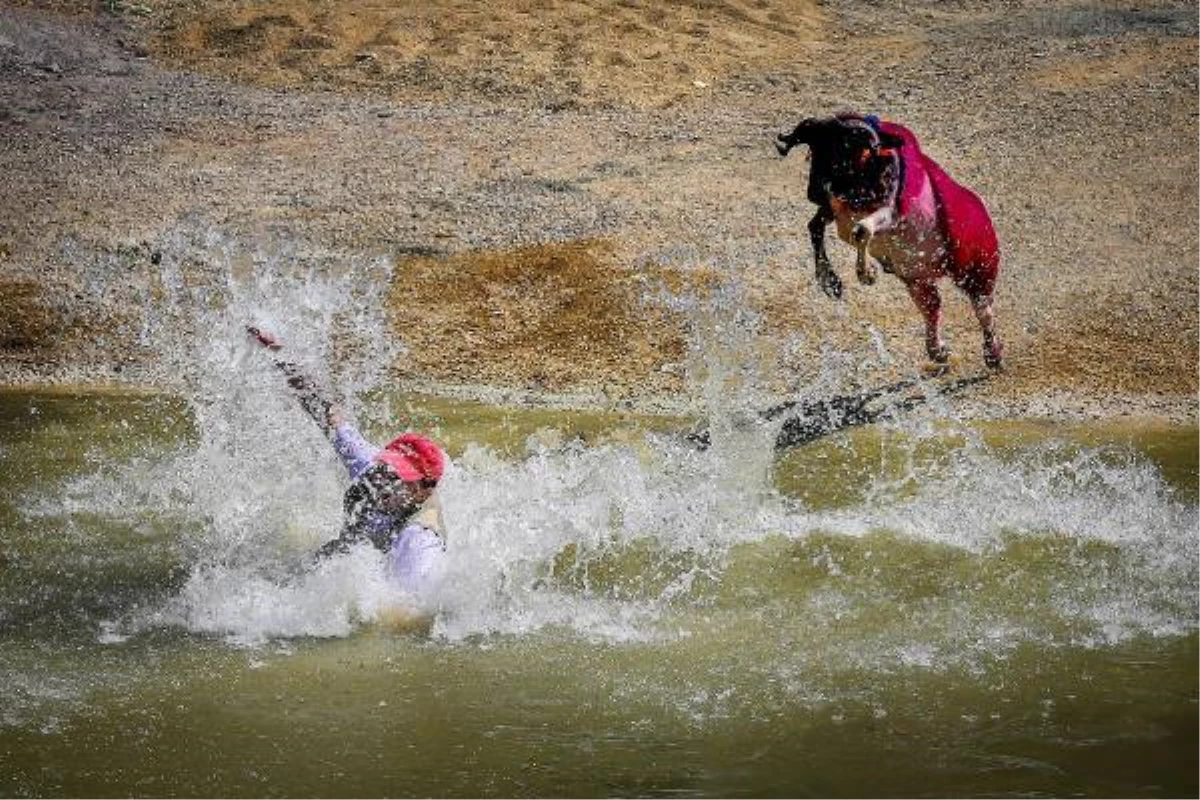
[0,389,1195,797]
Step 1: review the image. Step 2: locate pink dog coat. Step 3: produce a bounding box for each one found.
[878,120,1000,299]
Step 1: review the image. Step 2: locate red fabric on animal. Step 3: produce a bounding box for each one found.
[879,121,1000,299]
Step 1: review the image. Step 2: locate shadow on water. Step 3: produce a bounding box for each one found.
[685,372,992,452]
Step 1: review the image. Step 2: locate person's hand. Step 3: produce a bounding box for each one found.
[327,405,347,428]
[247,326,282,351]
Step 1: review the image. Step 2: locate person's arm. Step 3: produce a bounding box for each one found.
[331,421,379,480]
[247,326,340,437]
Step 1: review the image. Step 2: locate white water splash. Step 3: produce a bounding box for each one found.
[19,223,1197,651]
[811,438,1196,551]
[427,436,794,642]
[145,548,419,644]
[27,382,1197,649]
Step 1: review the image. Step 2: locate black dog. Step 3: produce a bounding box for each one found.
[776,112,1004,368]
[775,112,904,300]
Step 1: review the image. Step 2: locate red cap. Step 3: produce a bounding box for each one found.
[374,433,445,484]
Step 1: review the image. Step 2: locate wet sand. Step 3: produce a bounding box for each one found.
[0,0,1195,423]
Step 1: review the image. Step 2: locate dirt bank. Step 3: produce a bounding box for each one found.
[0,0,1196,423]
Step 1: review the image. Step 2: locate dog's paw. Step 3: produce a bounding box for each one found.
[855,250,877,286]
[927,342,951,364]
[817,269,843,300]
[984,342,1004,370]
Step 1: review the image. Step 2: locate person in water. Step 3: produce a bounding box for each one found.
[247,326,448,597]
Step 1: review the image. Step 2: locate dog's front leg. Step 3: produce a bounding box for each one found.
[809,205,842,299]
[850,206,896,286]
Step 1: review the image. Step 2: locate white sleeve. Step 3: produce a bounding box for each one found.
[385,524,447,597]
[332,422,380,480]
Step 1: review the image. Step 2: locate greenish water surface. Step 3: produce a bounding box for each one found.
[1,390,1196,797]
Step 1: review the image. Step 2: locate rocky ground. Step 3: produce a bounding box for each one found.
[0,0,1196,423]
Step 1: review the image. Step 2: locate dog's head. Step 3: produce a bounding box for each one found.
[778,113,905,206]
[778,113,899,160]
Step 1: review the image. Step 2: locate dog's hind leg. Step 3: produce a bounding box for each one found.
[906,279,949,363]
[970,292,1003,369]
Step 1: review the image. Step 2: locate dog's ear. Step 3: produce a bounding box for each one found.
[776,116,822,156]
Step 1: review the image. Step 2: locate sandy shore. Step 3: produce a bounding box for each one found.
[0,0,1195,423]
